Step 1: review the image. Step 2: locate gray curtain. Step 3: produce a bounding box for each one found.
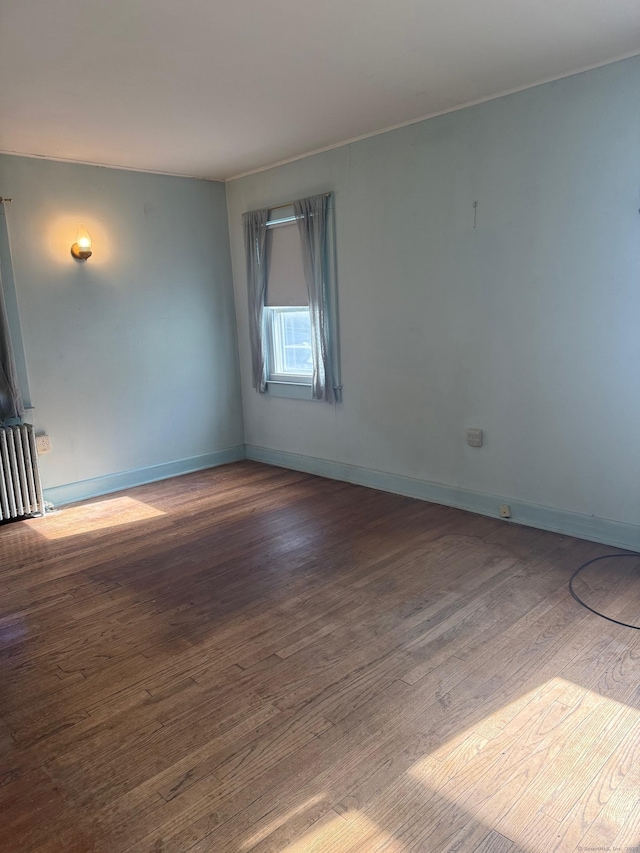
[0,265,23,422]
[294,194,334,402]
[243,208,270,393]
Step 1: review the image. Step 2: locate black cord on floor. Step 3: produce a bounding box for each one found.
[569,553,640,630]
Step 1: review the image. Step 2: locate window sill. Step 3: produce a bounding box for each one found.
[266,382,313,401]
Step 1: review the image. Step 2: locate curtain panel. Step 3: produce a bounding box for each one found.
[0,265,23,422]
[242,208,270,393]
[294,194,334,402]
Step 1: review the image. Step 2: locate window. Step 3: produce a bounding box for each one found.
[243,193,339,401]
[265,306,312,384]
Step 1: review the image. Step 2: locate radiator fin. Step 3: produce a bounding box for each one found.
[0,425,45,520]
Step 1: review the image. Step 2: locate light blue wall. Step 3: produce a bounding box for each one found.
[0,155,244,501]
[226,57,640,544]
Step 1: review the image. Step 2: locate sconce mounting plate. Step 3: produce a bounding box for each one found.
[71,243,92,261]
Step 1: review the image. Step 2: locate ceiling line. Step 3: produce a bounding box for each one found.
[0,48,638,184]
[225,49,640,183]
[0,149,220,183]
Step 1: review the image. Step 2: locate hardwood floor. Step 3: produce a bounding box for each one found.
[1,461,639,852]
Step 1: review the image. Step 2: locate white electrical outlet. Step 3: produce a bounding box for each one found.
[499,504,511,518]
[466,428,483,447]
[36,434,51,455]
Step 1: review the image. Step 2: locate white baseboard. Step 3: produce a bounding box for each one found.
[245,445,640,553]
[42,441,640,552]
[44,445,246,507]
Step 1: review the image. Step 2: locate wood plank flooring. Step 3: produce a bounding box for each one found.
[1,460,639,852]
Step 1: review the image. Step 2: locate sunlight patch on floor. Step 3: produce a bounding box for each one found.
[25,496,166,539]
[240,680,640,852]
[277,809,406,853]
[241,795,326,850]
[406,677,640,852]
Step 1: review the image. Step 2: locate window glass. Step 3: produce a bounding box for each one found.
[266,307,312,382]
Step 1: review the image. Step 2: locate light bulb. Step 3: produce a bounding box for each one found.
[76,225,91,250]
[71,224,93,260]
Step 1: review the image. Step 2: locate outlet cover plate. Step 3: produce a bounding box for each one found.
[466,428,483,447]
[36,434,51,455]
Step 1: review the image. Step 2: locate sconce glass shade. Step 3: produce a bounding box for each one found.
[71,224,92,260]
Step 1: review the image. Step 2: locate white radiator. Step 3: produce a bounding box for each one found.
[0,424,45,520]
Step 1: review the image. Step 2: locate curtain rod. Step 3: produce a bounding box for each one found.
[0,198,12,204]
[264,192,331,213]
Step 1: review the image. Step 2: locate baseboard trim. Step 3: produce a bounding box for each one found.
[44,445,246,507]
[245,445,640,553]
[43,442,640,552]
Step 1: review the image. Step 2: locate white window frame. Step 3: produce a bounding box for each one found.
[264,306,313,386]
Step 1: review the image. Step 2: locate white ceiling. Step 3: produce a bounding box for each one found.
[1,0,638,181]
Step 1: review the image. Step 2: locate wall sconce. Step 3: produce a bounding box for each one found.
[71,224,92,261]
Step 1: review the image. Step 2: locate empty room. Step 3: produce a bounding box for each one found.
[1,1,640,851]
